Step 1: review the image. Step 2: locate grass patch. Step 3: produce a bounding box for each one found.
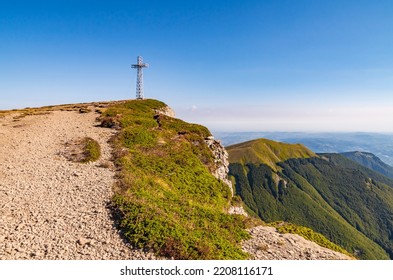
[63,137,101,163]
[81,137,101,163]
[104,99,249,259]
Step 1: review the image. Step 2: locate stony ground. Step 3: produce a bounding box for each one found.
[0,108,156,260]
[242,226,351,260]
[0,105,352,260]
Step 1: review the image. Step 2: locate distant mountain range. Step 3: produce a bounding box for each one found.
[227,138,393,259]
[215,132,393,166]
[341,151,393,179]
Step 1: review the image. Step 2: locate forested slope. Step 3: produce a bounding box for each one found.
[228,139,393,259]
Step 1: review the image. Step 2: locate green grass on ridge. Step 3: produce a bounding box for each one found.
[103,99,249,260]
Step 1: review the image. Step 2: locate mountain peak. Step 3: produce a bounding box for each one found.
[227,138,316,171]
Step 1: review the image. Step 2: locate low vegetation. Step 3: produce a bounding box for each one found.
[0,101,122,120]
[62,137,101,163]
[81,137,101,163]
[103,99,249,259]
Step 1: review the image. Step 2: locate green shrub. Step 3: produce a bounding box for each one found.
[122,127,157,147]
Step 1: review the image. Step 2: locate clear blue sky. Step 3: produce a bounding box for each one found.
[1,0,393,132]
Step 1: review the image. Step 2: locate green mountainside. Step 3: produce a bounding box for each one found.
[100,99,249,259]
[228,138,316,171]
[227,138,393,259]
[341,151,393,179]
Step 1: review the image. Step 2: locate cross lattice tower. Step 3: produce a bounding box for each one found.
[131,56,149,99]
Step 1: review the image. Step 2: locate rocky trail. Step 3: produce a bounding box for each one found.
[0,107,155,260]
[0,105,351,260]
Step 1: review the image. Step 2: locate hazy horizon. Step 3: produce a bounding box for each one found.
[1,0,393,132]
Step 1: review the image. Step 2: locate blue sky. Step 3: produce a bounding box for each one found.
[1,0,393,132]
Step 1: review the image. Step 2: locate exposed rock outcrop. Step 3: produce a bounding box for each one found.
[204,136,233,195]
[153,107,233,196]
[205,135,249,216]
[155,106,175,118]
[228,206,248,216]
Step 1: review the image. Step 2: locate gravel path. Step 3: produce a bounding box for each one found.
[0,109,155,260]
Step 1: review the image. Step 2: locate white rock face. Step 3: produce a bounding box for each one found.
[155,106,175,118]
[204,135,234,195]
[242,226,352,260]
[228,206,248,216]
[205,135,250,216]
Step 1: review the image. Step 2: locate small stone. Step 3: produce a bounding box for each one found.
[15,246,25,253]
[77,237,91,246]
[30,251,44,257]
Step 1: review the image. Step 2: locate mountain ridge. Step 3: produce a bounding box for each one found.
[341,151,393,179]
[216,131,393,166]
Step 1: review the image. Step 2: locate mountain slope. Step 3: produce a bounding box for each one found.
[341,151,393,179]
[228,138,393,259]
